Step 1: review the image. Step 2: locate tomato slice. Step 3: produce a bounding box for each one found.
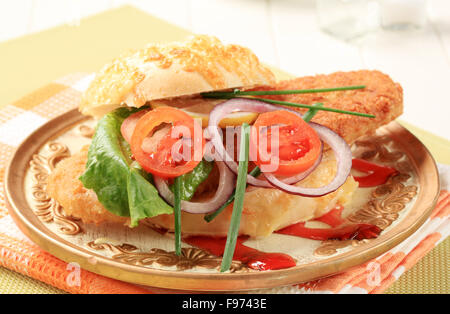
[250,110,322,176]
[130,107,205,178]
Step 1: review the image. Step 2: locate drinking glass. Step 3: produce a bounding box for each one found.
[379,0,428,30]
[316,0,380,41]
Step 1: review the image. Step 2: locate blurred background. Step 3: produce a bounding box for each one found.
[0,0,449,139]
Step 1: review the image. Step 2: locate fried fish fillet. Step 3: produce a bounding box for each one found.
[257,70,403,144]
[46,146,128,225]
[47,147,357,237]
[46,70,403,237]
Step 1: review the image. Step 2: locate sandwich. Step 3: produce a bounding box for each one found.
[46,35,403,271]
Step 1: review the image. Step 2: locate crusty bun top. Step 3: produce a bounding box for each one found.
[80,35,276,117]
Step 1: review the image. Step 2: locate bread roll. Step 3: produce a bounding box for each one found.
[80,35,275,117]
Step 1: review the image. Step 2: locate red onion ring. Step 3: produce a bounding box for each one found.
[208,98,328,187]
[153,153,236,214]
[208,98,352,196]
[208,98,307,187]
[221,124,323,186]
[264,122,352,197]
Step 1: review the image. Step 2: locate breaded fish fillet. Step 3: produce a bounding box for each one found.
[257,70,403,144]
[47,148,357,237]
[46,146,128,225]
[46,70,403,237]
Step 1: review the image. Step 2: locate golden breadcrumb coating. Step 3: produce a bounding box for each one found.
[256,70,403,144]
[46,146,129,225]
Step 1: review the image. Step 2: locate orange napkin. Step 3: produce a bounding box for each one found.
[0,73,448,294]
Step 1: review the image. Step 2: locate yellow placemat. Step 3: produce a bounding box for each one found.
[386,237,449,294]
[0,5,448,294]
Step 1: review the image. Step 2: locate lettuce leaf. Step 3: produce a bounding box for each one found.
[79,108,172,225]
[169,160,213,201]
[127,167,172,227]
[79,108,133,217]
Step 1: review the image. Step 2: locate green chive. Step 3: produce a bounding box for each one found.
[220,123,250,272]
[201,85,366,98]
[246,97,375,118]
[302,102,324,122]
[204,166,261,223]
[173,176,182,256]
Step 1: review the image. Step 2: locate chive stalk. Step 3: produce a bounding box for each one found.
[201,85,365,98]
[216,105,323,271]
[204,166,261,222]
[244,97,374,118]
[201,84,374,119]
[220,123,250,272]
[303,102,324,122]
[173,176,182,256]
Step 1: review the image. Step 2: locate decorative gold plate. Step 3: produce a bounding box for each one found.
[4,109,440,291]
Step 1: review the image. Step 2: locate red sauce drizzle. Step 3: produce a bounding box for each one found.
[352,158,398,187]
[184,236,296,271]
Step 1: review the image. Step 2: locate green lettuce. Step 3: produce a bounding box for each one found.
[127,167,173,227]
[79,108,173,226]
[169,160,213,201]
